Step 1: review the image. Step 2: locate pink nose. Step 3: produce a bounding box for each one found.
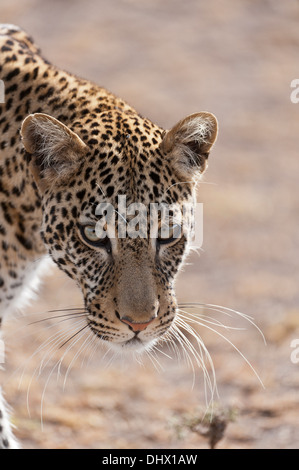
[120,316,155,332]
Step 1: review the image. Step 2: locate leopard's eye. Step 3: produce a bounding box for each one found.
[83,225,100,242]
[79,224,111,251]
[157,223,182,246]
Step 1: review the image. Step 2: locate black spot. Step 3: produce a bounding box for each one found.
[102,174,113,185]
[106,186,114,198]
[149,171,160,184]
[15,233,33,250]
[76,189,86,201]
[5,67,20,81]
[19,86,32,100]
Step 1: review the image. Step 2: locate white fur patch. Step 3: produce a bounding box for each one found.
[3,256,53,319]
[179,114,216,146]
[0,24,21,35]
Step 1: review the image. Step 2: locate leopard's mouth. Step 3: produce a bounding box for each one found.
[86,318,159,352]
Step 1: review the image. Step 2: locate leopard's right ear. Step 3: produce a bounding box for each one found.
[21,113,87,191]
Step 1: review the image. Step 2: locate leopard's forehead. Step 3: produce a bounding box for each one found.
[65,109,192,210]
[72,108,163,149]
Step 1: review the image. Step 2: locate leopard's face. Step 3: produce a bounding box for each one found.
[21,110,217,352]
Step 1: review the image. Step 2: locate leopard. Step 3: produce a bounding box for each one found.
[0,24,218,448]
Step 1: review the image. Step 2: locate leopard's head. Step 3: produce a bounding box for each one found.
[21,109,217,353]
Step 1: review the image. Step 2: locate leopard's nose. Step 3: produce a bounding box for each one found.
[120,316,155,332]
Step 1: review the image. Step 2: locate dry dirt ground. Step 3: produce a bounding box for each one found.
[1,0,299,449]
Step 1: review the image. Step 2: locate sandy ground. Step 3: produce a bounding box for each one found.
[1,0,299,449]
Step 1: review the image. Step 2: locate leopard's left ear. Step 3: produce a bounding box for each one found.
[160,112,218,181]
[21,113,87,191]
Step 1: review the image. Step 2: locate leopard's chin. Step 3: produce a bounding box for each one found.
[109,336,158,354]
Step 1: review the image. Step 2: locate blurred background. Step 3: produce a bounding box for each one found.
[1,0,299,449]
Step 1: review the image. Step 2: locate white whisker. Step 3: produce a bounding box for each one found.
[172,318,217,403]
[23,318,87,417]
[165,180,217,194]
[62,328,94,390]
[40,323,89,429]
[176,308,265,389]
[178,308,246,331]
[144,346,164,373]
[179,302,266,345]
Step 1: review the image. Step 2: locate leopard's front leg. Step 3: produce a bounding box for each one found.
[0,385,20,449]
[0,325,19,448]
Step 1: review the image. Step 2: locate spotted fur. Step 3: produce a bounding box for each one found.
[0,24,218,448]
